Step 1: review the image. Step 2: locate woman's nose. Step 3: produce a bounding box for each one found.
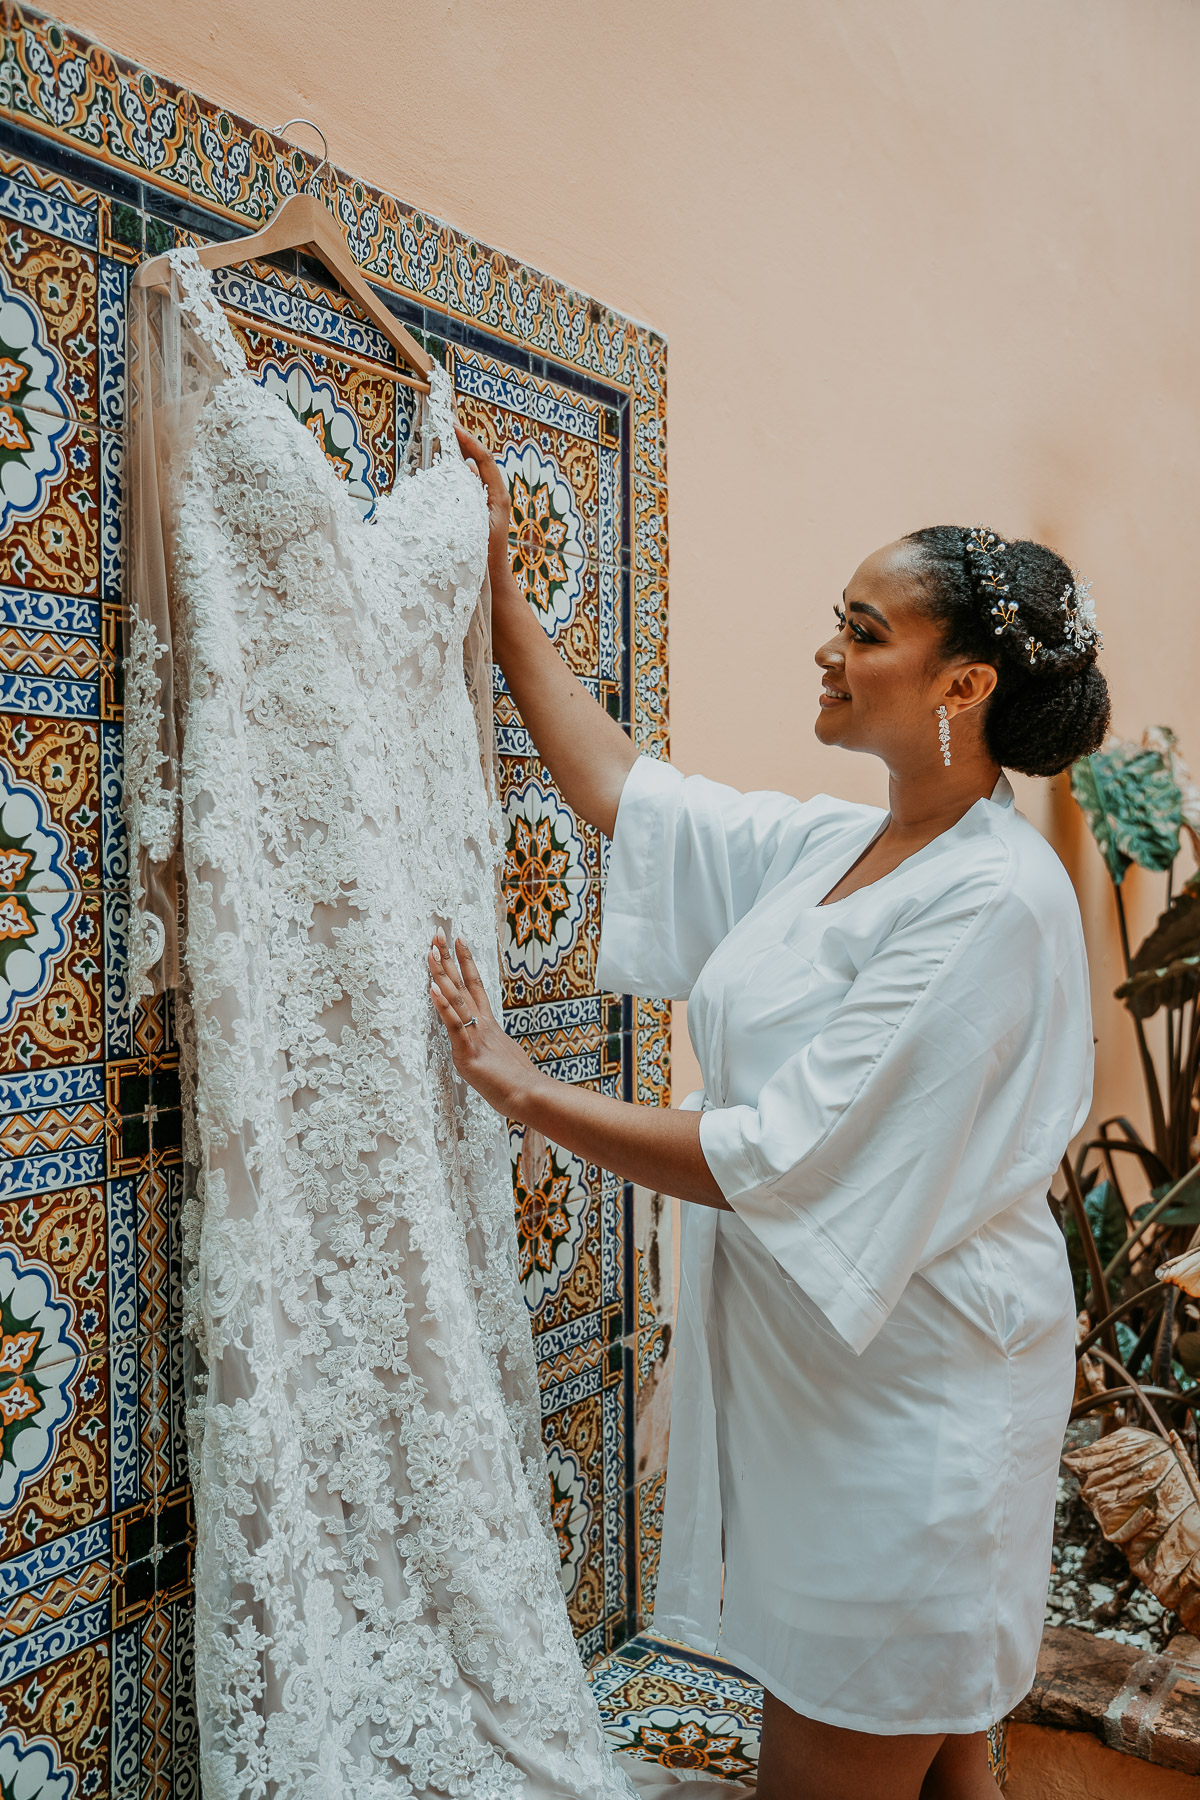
[815,636,842,671]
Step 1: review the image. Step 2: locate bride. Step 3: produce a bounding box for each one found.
[431,428,1107,1800]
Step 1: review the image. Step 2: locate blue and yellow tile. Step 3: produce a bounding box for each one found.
[0,217,97,436]
[0,1337,107,1562]
[0,400,99,598]
[0,1633,111,1800]
[590,1634,761,1781]
[511,1118,623,1332]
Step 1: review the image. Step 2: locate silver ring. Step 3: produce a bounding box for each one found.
[460,1016,479,1030]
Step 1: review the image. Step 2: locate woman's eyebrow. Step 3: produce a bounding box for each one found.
[848,600,892,630]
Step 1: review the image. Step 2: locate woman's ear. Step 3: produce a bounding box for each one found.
[946,662,998,715]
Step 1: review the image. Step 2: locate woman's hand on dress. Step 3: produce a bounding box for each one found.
[428,930,537,1116]
[429,935,724,1209]
[454,426,511,581]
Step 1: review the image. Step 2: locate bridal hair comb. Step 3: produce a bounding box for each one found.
[1060,574,1102,653]
[962,526,1102,666]
[963,526,1016,639]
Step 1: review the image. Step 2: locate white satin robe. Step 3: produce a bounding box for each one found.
[596,757,1091,1735]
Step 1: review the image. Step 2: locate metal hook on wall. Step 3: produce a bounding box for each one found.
[276,117,333,204]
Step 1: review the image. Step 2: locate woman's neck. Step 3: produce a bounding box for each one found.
[884,756,1002,835]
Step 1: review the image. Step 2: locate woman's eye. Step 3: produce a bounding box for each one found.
[834,608,873,644]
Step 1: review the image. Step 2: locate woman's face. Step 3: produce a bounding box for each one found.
[813,540,992,766]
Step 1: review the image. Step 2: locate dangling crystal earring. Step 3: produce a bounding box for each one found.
[937,705,951,768]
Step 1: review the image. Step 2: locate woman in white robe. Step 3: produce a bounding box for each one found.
[430,471,1109,1800]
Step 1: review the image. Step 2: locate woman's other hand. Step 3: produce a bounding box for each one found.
[428,929,534,1115]
[455,426,511,580]
[428,933,724,1209]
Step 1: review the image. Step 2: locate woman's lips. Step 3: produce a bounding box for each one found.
[819,683,851,708]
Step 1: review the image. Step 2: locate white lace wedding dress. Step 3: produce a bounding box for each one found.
[126,247,653,1800]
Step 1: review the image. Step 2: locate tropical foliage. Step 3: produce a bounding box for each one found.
[1058,728,1200,1626]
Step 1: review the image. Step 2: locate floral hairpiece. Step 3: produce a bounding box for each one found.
[964,526,1015,638]
[963,526,1102,665]
[1061,574,1102,653]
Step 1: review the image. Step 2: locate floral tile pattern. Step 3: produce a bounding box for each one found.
[589,1634,762,1783]
[542,1353,629,1662]
[512,1118,623,1333]
[500,764,602,1006]
[0,1342,106,1563]
[0,1637,111,1800]
[0,6,669,1791]
[635,1471,666,1624]
[0,886,101,1072]
[0,400,98,596]
[0,715,101,884]
[0,215,98,426]
[455,351,625,693]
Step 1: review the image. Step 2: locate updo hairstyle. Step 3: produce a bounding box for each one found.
[905,526,1111,778]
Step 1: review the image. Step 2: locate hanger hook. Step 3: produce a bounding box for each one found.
[276,117,332,196]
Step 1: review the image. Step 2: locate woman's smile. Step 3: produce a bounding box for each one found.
[820,679,851,707]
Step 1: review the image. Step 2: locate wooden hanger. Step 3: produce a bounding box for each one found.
[134,191,433,391]
[218,303,431,393]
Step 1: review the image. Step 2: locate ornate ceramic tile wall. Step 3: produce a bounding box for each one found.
[0,4,672,1791]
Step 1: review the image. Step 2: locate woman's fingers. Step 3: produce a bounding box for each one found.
[429,930,492,1036]
[429,981,461,1032]
[454,937,487,1009]
[426,925,538,1118]
[453,426,508,509]
[454,423,487,463]
[429,948,466,1014]
[428,934,474,1024]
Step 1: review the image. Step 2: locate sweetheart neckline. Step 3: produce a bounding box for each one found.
[176,247,471,535]
[223,361,467,536]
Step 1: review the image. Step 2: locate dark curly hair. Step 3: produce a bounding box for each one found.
[904,526,1111,778]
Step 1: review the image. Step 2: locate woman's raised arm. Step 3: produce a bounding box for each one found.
[456,426,637,838]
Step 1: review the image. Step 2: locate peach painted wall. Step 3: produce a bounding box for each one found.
[57,0,1200,1125]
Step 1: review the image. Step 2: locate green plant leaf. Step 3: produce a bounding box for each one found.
[1130,872,1200,969]
[1063,1178,1127,1308]
[1153,1164,1200,1226]
[1117,868,1200,1018]
[1133,1168,1200,1228]
[1088,1179,1130,1265]
[1071,755,1127,883]
[1116,954,1200,1022]
[1071,740,1184,885]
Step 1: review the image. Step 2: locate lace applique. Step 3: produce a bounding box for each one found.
[423,360,459,454]
[167,246,246,376]
[130,255,635,1799]
[124,613,176,999]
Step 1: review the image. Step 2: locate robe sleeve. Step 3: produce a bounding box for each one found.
[698,854,1054,1353]
[596,753,820,1000]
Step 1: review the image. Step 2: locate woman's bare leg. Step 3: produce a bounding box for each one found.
[919,1732,1001,1800]
[755,1688,944,1800]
